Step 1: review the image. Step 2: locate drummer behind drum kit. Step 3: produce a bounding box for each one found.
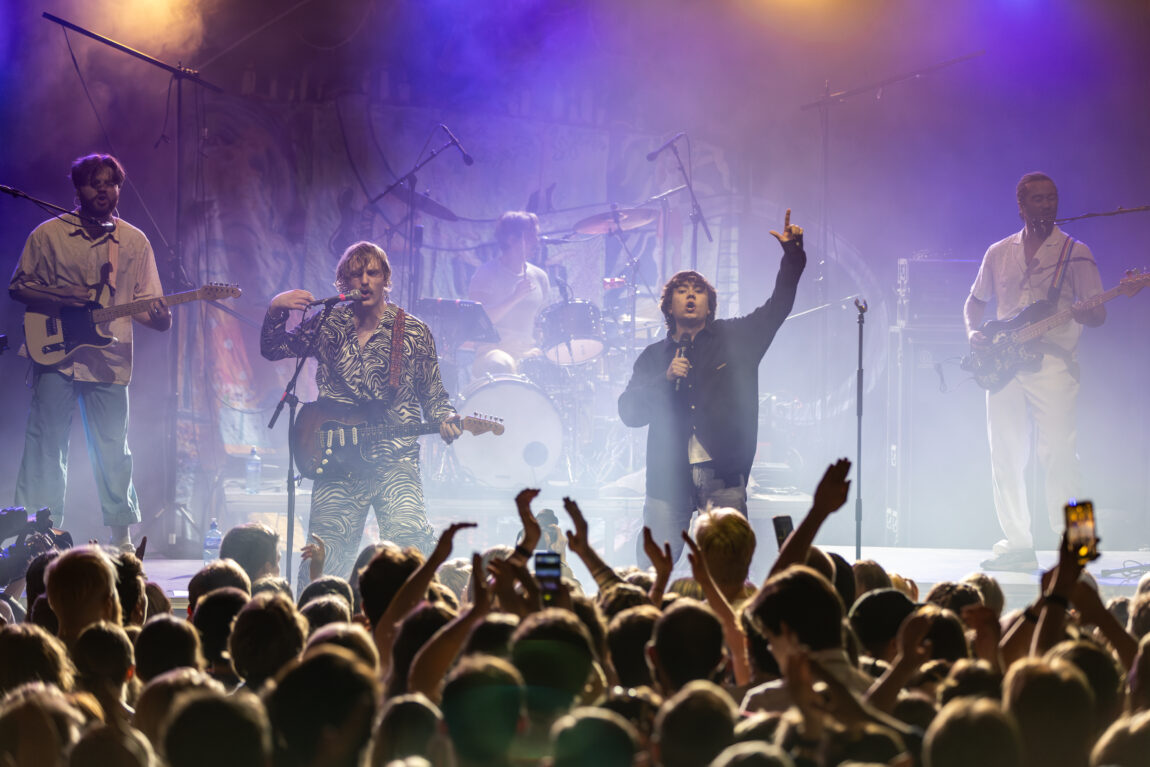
[435,206,662,490]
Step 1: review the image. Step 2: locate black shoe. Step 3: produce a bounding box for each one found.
[980,548,1038,572]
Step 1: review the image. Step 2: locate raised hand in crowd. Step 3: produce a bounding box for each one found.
[488,553,538,617]
[771,457,852,577]
[961,603,1003,670]
[507,487,542,568]
[563,496,623,592]
[682,530,750,686]
[373,521,476,670]
[642,526,673,607]
[409,551,493,702]
[1072,574,1138,670]
[1033,531,1084,657]
[867,609,934,713]
[300,533,327,584]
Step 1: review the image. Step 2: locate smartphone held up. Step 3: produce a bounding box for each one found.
[534,551,562,605]
[1064,499,1101,566]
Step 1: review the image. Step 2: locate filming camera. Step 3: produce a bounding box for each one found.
[0,506,73,587]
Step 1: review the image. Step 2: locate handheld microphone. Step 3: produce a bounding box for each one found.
[440,124,475,166]
[647,132,685,162]
[307,289,365,307]
[674,340,688,392]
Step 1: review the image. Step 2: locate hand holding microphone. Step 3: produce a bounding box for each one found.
[667,341,690,390]
[306,289,365,307]
[269,288,365,315]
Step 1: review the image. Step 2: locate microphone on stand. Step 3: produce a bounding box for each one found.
[440,124,475,166]
[647,132,685,162]
[307,289,365,307]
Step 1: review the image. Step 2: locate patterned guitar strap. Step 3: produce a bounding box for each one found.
[100,231,119,304]
[389,307,406,391]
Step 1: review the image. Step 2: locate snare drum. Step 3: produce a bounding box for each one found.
[537,300,604,365]
[453,375,563,488]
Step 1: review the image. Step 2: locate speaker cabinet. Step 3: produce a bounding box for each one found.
[884,325,998,548]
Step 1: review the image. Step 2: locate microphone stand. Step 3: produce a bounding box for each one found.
[0,186,113,229]
[667,143,713,271]
[853,298,867,560]
[368,139,456,308]
[267,304,334,586]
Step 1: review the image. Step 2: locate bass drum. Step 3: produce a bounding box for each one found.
[454,375,564,488]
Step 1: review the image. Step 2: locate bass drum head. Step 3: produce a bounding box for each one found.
[454,375,564,488]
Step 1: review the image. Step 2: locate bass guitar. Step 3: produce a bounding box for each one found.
[291,399,504,479]
[25,283,242,366]
[962,269,1149,391]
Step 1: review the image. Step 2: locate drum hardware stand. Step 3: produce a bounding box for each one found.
[607,215,661,474]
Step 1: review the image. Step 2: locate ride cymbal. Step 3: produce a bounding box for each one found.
[573,207,657,235]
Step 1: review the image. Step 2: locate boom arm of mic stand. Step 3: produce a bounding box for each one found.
[368,140,455,207]
[669,143,712,244]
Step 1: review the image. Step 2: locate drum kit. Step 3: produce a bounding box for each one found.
[444,205,663,490]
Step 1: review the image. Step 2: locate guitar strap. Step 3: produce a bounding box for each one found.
[389,307,406,391]
[97,232,119,304]
[1047,235,1076,303]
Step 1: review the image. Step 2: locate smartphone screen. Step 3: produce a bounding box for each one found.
[534,551,562,604]
[1064,499,1100,566]
[772,515,794,551]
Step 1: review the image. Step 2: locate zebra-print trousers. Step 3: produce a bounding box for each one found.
[300,457,436,583]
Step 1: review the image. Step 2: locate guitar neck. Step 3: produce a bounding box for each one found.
[92,288,207,322]
[358,421,440,442]
[1015,285,1123,343]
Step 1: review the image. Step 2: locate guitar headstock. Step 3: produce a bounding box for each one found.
[462,413,505,436]
[1119,268,1150,297]
[199,283,243,300]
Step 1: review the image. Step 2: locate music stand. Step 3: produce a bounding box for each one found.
[414,298,500,356]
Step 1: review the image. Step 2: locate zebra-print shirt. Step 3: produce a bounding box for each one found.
[260,302,456,462]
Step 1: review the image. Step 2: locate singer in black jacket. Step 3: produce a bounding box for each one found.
[618,210,805,564]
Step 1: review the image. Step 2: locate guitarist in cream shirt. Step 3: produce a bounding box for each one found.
[8,154,169,550]
[963,172,1104,571]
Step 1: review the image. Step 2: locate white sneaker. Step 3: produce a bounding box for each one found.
[992,539,1011,555]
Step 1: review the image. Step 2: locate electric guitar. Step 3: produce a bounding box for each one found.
[962,269,1149,392]
[24,283,242,366]
[291,399,504,479]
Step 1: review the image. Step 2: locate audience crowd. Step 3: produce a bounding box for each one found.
[1,458,1147,767]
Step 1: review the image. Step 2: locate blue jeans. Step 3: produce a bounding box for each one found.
[638,464,748,567]
[15,368,140,528]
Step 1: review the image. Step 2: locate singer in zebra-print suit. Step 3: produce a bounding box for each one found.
[261,242,462,584]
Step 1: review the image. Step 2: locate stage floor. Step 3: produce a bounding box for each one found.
[143,543,1150,615]
[127,480,1150,613]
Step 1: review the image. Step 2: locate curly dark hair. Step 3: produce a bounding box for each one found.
[659,270,717,334]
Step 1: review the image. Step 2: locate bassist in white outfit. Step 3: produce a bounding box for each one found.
[964,172,1105,571]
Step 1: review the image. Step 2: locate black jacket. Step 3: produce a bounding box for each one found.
[617,240,805,501]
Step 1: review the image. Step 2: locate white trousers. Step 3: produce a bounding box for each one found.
[986,354,1080,550]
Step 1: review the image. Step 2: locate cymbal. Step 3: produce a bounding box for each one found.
[393,185,459,221]
[573,207,657,235]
